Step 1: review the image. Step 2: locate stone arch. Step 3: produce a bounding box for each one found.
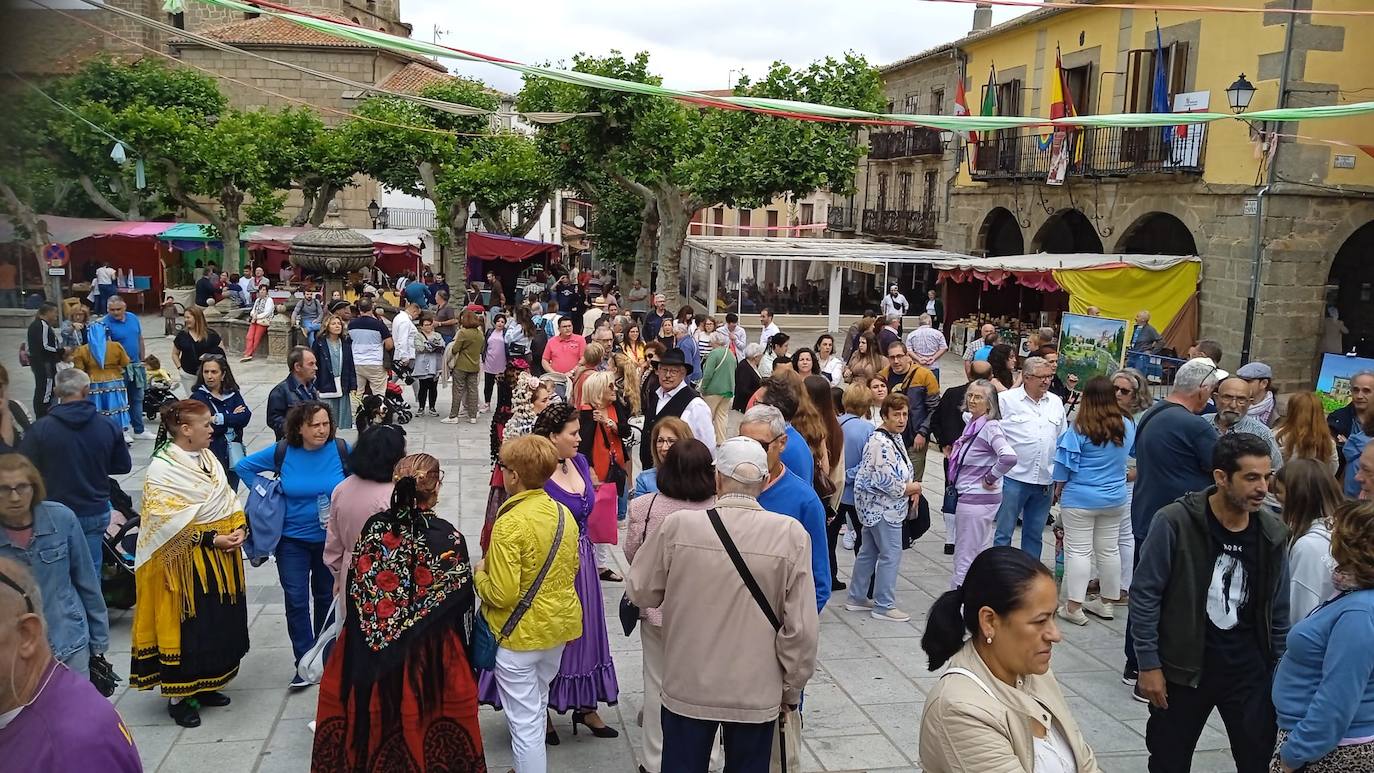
[1032,208,1103,254]
[1327,220,1374,356]
[1114,211,1198,255]
[978,207,1024,257]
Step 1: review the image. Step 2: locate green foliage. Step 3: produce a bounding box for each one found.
[445,133,553,233]
[244,192,286,226]
[583,174,643,266]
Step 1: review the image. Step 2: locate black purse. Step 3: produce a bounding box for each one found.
[941,428,981,514]
[619,494,656,635]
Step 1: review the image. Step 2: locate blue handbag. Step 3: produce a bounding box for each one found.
[243,442,290,565]
[471,507,566,670]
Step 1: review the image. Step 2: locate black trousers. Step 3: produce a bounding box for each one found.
[1146,663,1275,773]
[483,372,498,404]
[30,365,50,418]
[414,377,437,411]
[825,502,843,588]
[661,707,775,773]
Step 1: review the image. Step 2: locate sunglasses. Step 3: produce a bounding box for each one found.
[1115,386,1135,395]
[753,433,784,454]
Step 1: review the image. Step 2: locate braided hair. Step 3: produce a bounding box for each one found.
[532,400,577,440]
[154,399,212,454]
[388,453,441,523]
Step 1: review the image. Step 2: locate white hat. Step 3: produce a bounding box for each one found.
[714,437,770,484]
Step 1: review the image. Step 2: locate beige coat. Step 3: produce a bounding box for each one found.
[626,494,819,724]
[919,641,1100,773]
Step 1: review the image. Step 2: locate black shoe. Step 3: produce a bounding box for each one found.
[288,674,311,691]
[598,569,623,582]
[943,543,955,555]
[1131,683,1150,704]
[571,711,619,738]
[168,700,201,728]
[831,579,847,591]
[1121,666,1139,686]
[196,691,231,707]
[545,727,560,745]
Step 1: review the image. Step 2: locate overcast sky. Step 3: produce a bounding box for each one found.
[403,0,1033,95]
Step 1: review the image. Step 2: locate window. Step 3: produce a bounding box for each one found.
[922,171,939,213]
[766,209,779,235]
[929,88,944,115]
[738,208,752,236]
[897,172,913,211]
[903,93,920,114]
[713,206,724,235]
[800,203,814,225]
[245,11,259,18]
[1125,41,1190,113]
[876,173,889,211]
[170,11,185,28]
[1063,65,1092,115]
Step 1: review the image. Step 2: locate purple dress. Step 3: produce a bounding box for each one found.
[479,453,620,712]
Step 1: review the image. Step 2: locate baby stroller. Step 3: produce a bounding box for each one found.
[102,478,140,610]
[143,381,178,420]
[384,370,413,424]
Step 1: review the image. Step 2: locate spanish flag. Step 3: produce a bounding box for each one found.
[1041,48,1079,158]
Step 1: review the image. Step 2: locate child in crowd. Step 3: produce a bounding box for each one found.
[161,295,179,337]
[143,355,176,391]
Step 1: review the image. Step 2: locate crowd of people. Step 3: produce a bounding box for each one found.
[3,270,1374,773]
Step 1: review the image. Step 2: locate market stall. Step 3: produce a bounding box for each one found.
[245,226,432,278]
[0,215,175,310]
[466,232,559,298]
[934,253,1202,355]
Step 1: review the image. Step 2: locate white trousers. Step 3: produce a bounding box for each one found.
[494,643,566,773]
[1061,505,1125,604]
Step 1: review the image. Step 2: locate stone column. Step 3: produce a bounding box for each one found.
[267,303,293,361]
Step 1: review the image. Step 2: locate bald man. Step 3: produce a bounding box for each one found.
[0,558,140,770]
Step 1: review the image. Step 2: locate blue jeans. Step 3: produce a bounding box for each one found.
[300,320,320,347]
[75,511,110,579]
[847,517,903,612]
[274,537,332,665]
[96,285,114,314]
[661,707,774,773]
[124,378,145,434]
[993,477,1053,562]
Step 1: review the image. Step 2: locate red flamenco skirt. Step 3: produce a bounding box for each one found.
[311,625,487,772]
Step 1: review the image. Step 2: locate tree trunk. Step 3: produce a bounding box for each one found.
[219,185,245,273]
[0,180,51,286]
[654,185,695,311]
[309,184,336,226]
[78,174,134,221]
[634,198,659,287]
[291,185,317,227]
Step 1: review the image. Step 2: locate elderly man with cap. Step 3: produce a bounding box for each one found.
[639,348,715,469]
[627,437,819,773]
[0,558,141,770]
[1236,361,1278,426]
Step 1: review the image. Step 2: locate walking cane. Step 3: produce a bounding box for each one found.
[778,710,788,773]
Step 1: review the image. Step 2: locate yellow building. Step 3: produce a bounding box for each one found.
[897,0,1374,388]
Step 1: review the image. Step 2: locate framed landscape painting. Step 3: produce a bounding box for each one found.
[1057,313,1128,383]
[1316,353,1374,413]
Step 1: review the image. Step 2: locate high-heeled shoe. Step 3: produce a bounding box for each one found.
[545,726,560,746]
[571,710,619,738]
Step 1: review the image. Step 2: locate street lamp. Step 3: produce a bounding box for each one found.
[939,129,954,149]
[377,207,389,230]
[367,199,381,228]
[1226,73,1257,114]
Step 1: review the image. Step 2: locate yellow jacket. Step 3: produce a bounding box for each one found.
[475,488,582,651]
[72,341,130,383]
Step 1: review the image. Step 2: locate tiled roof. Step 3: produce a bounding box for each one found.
[379,61,453,94]
[175,14,370,48]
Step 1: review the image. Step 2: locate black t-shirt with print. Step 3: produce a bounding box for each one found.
[1202,500,1265,673]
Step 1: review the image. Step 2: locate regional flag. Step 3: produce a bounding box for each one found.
[954,76,973,143]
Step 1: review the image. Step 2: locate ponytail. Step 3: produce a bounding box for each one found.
[919,546,1053,672]
[390,475,420,513]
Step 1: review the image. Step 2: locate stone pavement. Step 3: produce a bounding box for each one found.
[3,316,1240,772]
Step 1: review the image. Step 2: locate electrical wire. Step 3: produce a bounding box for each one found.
[917,0,1374,18]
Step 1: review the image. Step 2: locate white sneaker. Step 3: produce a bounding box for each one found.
[1083,596,1115,620]
[871,608,911,623]
[440,416,460,424]
[843,599,875,612]
[134,430,157,440]
[1058,607,1089,626]
[123,431,134,446]
[840,526,855,551]
[468,417,478,424]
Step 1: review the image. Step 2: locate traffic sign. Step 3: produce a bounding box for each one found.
[47,267,66,276]
[43,242,68,268]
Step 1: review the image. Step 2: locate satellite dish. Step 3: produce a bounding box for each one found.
[573,215,587,228]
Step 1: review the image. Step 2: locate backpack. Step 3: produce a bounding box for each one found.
[244,438,349,565]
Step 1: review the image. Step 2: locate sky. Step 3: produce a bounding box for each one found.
[402,0,1033,95]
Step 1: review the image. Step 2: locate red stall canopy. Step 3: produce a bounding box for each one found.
[466,232,559,285]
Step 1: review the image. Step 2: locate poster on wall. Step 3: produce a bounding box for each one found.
[1057,313,1128,383]
[1316,352,1374,414]
[1047,131,1069,186]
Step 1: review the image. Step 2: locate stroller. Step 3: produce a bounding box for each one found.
[102,478,140,610]
[384,370,413,424]
[143,381,178,420]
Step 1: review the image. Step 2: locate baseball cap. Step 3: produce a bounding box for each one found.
[714,437,770,484]
[1236,362,1273,380]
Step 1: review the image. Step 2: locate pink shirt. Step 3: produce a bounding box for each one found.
[324,476,395,595]
[624,492,715,627]
[543,333,586,374]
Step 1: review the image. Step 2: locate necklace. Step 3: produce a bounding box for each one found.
[559,458,570,472]
[1,520,33,531]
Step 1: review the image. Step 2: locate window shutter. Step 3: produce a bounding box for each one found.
[1168,41,1190,96]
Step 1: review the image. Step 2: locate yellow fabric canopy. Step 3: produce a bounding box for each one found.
[1052,261,1201,350]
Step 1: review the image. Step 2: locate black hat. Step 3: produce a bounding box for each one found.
[655,347,694,376]
[328,300,351,313]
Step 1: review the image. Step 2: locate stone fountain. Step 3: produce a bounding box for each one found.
[289,201,377,303]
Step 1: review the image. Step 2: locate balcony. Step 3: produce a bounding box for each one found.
[969,124,1207,181]
[868,127,945,160]
[861,208,939,241]
[827,205,856,231]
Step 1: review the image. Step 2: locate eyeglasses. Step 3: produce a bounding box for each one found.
[1115,386,1135,395]
[200,353,227,362]
[0,570,35,614]
[654,437,678,448]
[752,434,783,453]
[0,483,33,498]
[1024,373,1053,381]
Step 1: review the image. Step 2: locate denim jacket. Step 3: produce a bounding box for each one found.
[0,501,110,660]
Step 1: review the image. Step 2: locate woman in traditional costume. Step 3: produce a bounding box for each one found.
[71,321,131,432]
[130,399,248,728]
[312,453,486,772]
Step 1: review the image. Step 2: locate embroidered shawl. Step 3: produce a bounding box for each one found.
[136,444,242,571]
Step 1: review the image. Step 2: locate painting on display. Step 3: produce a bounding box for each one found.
[1057,313,1128,383]
[1316,353,1374,414]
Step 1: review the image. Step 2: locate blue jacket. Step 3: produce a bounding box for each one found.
[676,335,702,380]
[311,335,357,396]
[757,469,831,611]
[839,413,875,506]
[0,501,109,661]
[266,376,319,441]
[20,401,132,518]
[235,439,349,544]
[1273,589,1374,769]
[779,425,815,484]
[632,469,658,499]
[190,386,252,479]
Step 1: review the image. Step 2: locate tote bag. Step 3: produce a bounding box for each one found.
[587,483,619,545]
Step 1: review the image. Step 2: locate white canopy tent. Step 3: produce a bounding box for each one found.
[930,252,1200,272]
[683,236,976,331]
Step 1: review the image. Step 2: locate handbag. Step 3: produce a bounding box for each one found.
[903,494,931,549]
[297,593,343,683]
[599,422,630,496]
[587,483,620,545]
[707,508,782,632]
[472,506,567,670]
[618,494,656,636]
[941,426,982,514]
[812,458,837,500]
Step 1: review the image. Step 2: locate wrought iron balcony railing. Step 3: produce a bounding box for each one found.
[968,123,1207,180]
[861,208,939,241]
[868,127,945,160]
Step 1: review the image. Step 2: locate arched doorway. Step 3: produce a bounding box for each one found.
[979,207,1024,257]
[1033,209,1103,254]
[1116,212,1197,255]
[1328,221,1374,356]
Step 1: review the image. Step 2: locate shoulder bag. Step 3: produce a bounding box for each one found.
[618,494,656,636]
[707,507,781,632]
[470,504,567,670]
[941,426,983,514]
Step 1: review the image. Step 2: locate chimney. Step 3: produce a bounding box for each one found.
[972,2,993,32]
